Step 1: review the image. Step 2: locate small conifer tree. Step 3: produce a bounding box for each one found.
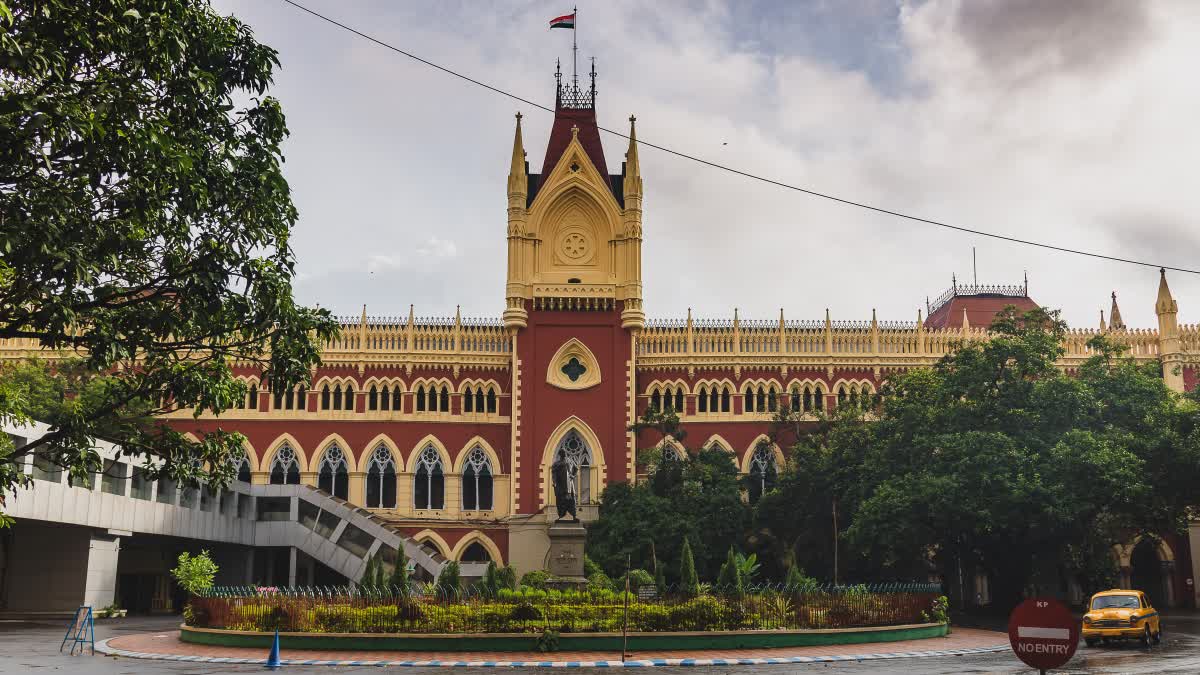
[716,546,741,594]
[388,547,409,594]
[436,561,462,599]
[679,537,699,598]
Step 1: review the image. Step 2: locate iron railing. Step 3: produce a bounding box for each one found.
[190,583,943,634]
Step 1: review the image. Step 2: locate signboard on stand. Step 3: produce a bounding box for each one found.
[1008,597,1078,672]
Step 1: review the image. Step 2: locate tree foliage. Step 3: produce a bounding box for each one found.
[171,550,218,596]
[0,0,337,517]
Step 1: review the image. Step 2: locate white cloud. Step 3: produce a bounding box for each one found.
[215,0,1200,328]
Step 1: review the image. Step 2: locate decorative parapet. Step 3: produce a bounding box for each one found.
[928,281,1029,316]
[636,311,1182,374]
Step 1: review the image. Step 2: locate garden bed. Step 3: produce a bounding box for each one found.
[184,585,948,651]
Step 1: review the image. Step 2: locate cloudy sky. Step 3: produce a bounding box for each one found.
[212,0,1200,328]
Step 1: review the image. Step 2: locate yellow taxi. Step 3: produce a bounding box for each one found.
[1081,589,1161,647]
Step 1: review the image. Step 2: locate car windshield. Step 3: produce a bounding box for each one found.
[1091,595,1140,610]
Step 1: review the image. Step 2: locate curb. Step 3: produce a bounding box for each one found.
[95,638,1010,667]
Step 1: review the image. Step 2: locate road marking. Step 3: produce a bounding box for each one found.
[1017,627,1070,640]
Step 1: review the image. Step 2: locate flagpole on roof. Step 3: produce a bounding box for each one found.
[573,5,578,87]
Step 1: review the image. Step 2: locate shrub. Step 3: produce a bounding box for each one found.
[716,547,741,595]
[313,606,353,633]
[931,595,949,625]
[584,555,603,578]
[171,550,218,596]
[511,601,543,622]
[536,629,560,652]
[389,547,409,594]
[670,595,725,631]
[629,569,655,589]
[587,571,613,593]
[436,561,462,599]
[260,604,293,631]
[496,564,518,591]
[520,570,551,590]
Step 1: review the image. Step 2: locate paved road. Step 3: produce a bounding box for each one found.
[2,613,1199,673]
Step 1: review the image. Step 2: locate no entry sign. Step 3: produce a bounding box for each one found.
[1008,597,1079,671]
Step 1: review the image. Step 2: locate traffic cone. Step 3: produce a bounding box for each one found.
[265,629,281,669]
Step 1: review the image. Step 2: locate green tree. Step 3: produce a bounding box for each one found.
[589,407,749,582]
[0,0,337,523]
[360,556,378,589]
[799,307,1198,610]
[171,550,218,596]
[679,537,699,597]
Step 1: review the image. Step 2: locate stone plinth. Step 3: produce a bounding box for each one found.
[546,521,587,587]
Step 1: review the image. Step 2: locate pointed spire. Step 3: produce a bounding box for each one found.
[455,305,462,326]
[1156,268,1178,315]
[507,112,527,197]
[917,308,924,328]
[623,115,641,198]
[407,304,415,329]
[1109,291,1125,330]
[360,304,367,324]
[1099,310,1107,332]
[779,307,785,327]
[961,308,970,332]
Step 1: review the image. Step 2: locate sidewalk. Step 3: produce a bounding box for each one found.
[99,627,1009,667]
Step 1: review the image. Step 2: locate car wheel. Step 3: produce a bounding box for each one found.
[1140,625,1152,647]
[1153,625,1162,645]
[1085,638,1099,647]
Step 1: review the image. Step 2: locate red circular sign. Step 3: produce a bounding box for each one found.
[1008,597,1079,670]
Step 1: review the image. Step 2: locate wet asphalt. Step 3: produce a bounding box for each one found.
[1,612,1198,673]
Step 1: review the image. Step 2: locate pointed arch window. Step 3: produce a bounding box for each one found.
[439,386,450,412]
[554,430,594,504]
[464,387,475,413]
[365,445,397,508]
[698,386,709,413]
[317,444,349,499]
[369,385,379,410]
[721,387,731,413]
[321,385,331,410]
[234,452,252,483]
[269,444,301,485]
[748,444,778,504]
[416,385,426,412]
[460,541,491,563]
[293,384,306,411]
[462,446,494,511]
[486,388,497,414]
[413,445,445,510]
[333,385,344,410]
[650,390,662,413]
[673,388,684,413]
[392,386,402,411]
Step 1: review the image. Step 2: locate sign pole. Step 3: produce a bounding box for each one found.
[621,553,630,662]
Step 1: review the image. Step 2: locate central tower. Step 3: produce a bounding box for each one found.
[503,62,644,331]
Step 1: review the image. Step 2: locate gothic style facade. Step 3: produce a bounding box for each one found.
[4,71,1197,602]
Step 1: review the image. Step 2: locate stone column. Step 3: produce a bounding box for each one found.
[288,547,297,588]
[83,533,121,609]
[347,471,366,506]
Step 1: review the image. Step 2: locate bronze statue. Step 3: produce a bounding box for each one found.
[551,452,579,522]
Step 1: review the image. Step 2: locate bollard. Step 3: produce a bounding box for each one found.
[265,629,281,669]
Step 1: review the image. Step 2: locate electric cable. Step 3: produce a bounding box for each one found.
[278,0,1200,275]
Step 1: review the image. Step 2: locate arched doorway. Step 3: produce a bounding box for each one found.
[1130,538,1168,608]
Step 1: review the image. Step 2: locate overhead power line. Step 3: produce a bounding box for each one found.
[278,0,1200,276]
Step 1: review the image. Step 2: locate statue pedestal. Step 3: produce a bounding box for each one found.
[546,520,588,588]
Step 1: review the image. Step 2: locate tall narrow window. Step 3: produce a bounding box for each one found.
[333,385,343,410]
[768,388,778,412]
[413,446,444,510]
[416,385,426,412]
[273,388,285,410]
[756,387,766,412]
[698,387,709,413]
[721,387,731,413]
[439,386,450,412]
[317,445,349,499]
[462,446,494,511]
[674,389,684,412]
[392,387,402,411]
[554,430,594,505]
[235,453,251,483]
[476,388,486,413]
[247,384,258,410]
[486,389,496,414]
[369,385,378,410]
[464,387,475,413]
[813,387,824,411]
[321,385,331,410]
[650,391,662,412]
[269,445,301,485]
[365,445,397,508]
[748,445,778,504]
[294,385,306,411]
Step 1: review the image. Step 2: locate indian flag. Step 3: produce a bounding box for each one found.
[549,12,575,29]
